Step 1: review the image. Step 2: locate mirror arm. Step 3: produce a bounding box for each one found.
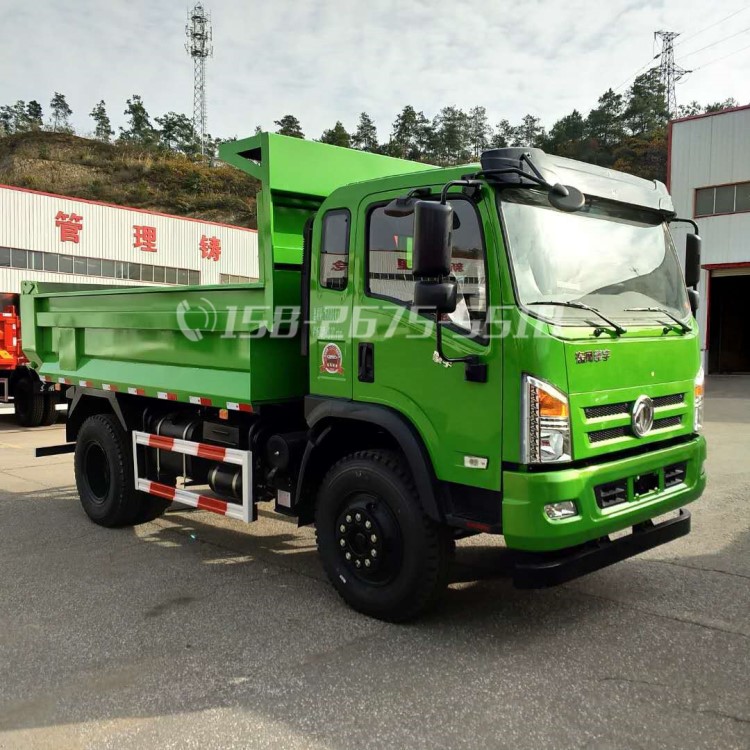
[471,167,550,190]
[670,217,700,234]
[434,318,476,364]
[439,179,484,204]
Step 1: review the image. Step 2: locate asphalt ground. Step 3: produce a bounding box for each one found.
[0,378,748,749]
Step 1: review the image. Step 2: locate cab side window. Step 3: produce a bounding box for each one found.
[367,199,487,337]
[319,210,350,290]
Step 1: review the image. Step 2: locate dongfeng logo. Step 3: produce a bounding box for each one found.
[631,395,655,437]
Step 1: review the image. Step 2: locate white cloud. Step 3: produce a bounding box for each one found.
[1,0,747,143]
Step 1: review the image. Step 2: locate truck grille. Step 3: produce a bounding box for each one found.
[594,461,689,509]
[588,415,683,444]
[584,393,684,420]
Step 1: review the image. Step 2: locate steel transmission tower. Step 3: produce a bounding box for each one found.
[186,3,213,156]
[654,30,689,116]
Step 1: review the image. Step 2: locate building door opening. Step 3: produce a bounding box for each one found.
[708,271,750,373]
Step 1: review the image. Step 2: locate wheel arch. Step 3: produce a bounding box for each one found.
[66,387,129,443]
[295,398,445,525]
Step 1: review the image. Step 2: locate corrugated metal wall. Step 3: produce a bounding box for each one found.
[0,185,259,293]
[669,107,750,358]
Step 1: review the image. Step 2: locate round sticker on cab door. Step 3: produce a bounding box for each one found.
[320,343,344,374]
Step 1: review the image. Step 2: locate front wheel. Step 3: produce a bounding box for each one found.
[315,450,453,622]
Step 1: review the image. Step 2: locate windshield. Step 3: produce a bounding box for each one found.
[498,189,690,326]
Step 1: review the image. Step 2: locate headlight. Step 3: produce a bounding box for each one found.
[694,365,704,432]
[522,375,572,463]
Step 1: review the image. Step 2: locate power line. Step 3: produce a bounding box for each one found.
[677,25,750,61]
[612,53,660,92]
[675,7,749,47]
[692,40,750,71]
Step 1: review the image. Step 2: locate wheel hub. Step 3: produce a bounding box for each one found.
[335,497,400,583]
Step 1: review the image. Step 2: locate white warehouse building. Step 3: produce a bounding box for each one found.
[0,185,259,292]
[669,105,750,374]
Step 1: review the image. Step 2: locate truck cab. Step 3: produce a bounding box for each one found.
[22,134,706,620]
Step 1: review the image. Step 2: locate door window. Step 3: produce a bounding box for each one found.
[367,198,488,337]
[319,209,350,290]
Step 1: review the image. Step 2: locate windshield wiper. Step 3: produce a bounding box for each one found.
[529,301,627,336]
[625,307,691,334]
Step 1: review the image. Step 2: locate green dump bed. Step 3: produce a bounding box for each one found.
[20,133,433,410]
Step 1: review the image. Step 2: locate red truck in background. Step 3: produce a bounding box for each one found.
[1,292,58,427]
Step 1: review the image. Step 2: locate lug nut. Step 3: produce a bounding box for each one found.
[345,552,352,560]
[370,549,377,558]
[339,539,346,547]
[355,560,361,568]
[339,524,346,533]
[364,559,371,567]
[365,520,372,529]
[345,515,352,523]
[355,513,362,522]
[370,534,377,543]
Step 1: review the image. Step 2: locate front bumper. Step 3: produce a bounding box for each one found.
[502,435,706,552]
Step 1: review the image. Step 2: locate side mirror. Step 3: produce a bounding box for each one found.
[548,183,585,212]
[688,288,699,316]
[413,280,457,315]
[412,200,453,278]
[685,233,701,288]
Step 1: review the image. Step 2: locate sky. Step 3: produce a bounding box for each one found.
[1,0,748,143]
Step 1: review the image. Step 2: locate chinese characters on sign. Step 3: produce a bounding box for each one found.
[133,225,157,252]
[396,258,464,272]
[200,235,221,262]
[55,211,83,243]
[575,349,611,364]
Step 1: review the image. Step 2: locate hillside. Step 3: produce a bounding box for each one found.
[0,131,259,228]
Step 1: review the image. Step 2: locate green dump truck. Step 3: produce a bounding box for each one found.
[21,133,707,621]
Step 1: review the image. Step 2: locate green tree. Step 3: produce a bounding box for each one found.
[0,105,13,135]
[490,119,521,148]
[26,101,43,130]
[518,114,545,147]
[119,95,158,146]
[433,106,470,164]
[389,105,426,159]
[156,111,197,153]
[623,69,668,136]
[676,100,702,118]
[319,120,351,148]
[586,88,625,150]
[351,112,378,152]
[705,97,739,113]
[90,100,114,142]
[543,109,585,157]
[50,92,73,132]
[467,105,490,159]
[274,115,304,138]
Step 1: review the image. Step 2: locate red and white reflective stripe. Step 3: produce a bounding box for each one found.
[226,402,253,413]
[157,391,178,401]
[102,384,118,392]
[136,479,245,520]
[79,380,92,387]
[132,430,253,523]
[40,375,50,383]
[1,312,10,317]
[127,387,145,396]
[135,431,245,464]
[189,396,213,406]
[58,377,70,384]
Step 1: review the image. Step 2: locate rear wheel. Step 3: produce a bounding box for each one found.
[315,449,453,622]
[40,394,58,426]
[74,414,161,527]
[14,378,45,427]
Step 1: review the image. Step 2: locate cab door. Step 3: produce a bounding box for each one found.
[308,208,355,400]
[351,192,503,492]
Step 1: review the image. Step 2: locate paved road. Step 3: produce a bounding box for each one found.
[0,378,748,749]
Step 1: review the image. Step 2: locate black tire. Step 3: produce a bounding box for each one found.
[39,394,59,426]
[74,414,152,527]
[13,378,45,427]
[315,449,453,622]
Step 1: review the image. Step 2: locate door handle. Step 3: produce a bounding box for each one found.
[358,342,375,383]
